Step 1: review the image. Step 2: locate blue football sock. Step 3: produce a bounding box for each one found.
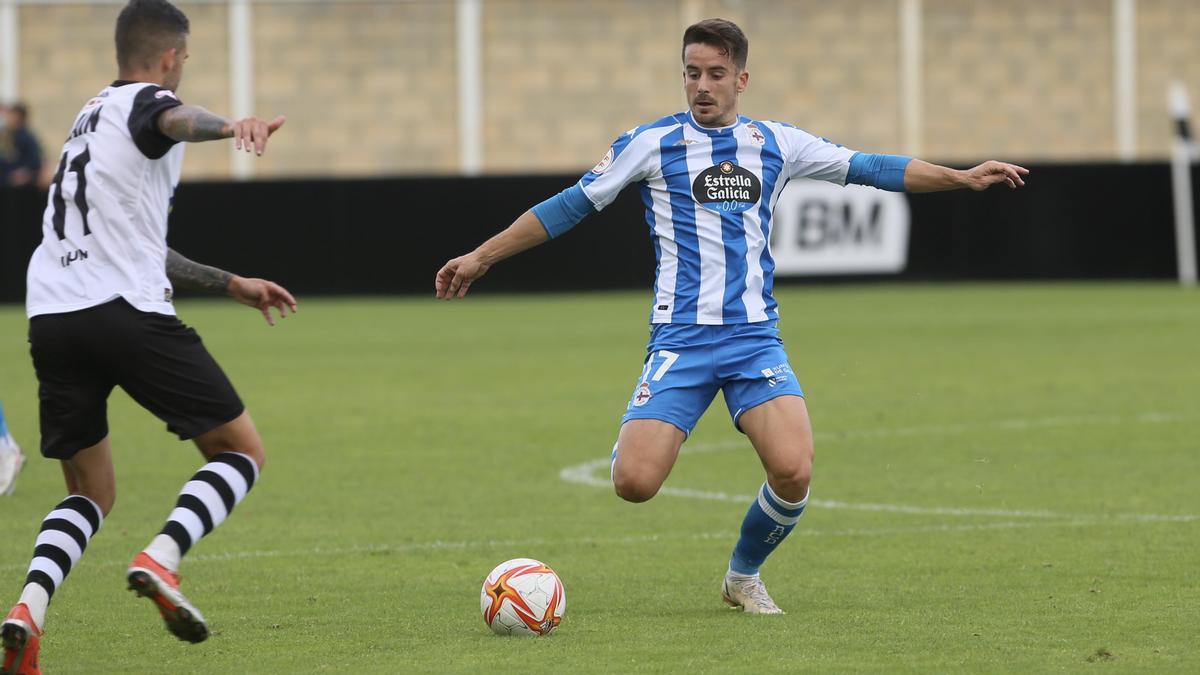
[729,482,808,576]
[0,401,8,438]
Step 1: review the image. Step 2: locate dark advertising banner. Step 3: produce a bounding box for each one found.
[1,163,1197,303]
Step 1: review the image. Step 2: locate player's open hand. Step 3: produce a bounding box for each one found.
[228,115,286,156]
[228,276,298,326]
[435,253,490,300]
[963,160,1029,190]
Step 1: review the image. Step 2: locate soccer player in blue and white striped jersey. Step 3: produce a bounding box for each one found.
[437,18,1027,614]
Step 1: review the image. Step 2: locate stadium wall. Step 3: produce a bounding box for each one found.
[2,162,1197,303]
[4,0,1200,179]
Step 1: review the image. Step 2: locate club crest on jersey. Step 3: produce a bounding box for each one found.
[745,123,765,144]
[692,161,762,214]
[591,148,615,174]
[632,382,653,407]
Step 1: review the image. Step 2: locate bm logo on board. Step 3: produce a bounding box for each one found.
[692,161,761,214]
[770,181,911,276]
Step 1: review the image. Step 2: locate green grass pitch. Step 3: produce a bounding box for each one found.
[0,283,1197,673]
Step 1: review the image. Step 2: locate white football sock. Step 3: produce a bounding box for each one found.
[17,584,49,630]
[143,534,182,572]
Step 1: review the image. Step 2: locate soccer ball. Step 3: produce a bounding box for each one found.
[480,558,566,636]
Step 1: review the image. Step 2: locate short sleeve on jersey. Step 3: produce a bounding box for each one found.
[127,85,184,160]
[771,124,857,184]
[577,130,659,211]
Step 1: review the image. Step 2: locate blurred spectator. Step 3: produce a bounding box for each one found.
[0,102,44,187]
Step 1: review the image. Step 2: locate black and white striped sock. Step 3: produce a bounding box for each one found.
[148,452,259,570]
[19,494,104,628]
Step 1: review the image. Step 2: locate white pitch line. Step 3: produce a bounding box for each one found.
[560,456,1199,522]
[559,411,1199,522]
[607,411,1188,454]
[560,457,1065,517]
[2,414,1192,575]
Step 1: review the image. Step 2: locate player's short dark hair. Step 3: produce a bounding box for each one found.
[682,18,749,71]
[10,102,28,124]
[115,0,190,71]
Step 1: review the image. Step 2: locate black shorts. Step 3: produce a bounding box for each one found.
[29,298,245,459]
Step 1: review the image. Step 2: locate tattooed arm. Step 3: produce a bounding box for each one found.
[166,249,298,325]
[166,248,233,292]
[157,106,287,155]
[156,105,231,143]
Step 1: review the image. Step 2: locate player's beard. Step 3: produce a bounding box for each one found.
[691,99,730,127]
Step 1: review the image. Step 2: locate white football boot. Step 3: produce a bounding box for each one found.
[721,572,785,615]
[0,433,25,497]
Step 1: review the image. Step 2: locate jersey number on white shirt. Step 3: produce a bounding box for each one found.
[49,145,94,244]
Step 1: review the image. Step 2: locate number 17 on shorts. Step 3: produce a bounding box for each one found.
[630,350,679,408]
[620,348,717,435]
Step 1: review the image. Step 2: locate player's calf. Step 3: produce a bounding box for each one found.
[725,480,808,610]
[131,450,259,641]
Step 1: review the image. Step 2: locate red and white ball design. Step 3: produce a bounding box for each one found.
[480,558,566,636]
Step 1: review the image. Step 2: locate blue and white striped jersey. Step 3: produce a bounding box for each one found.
[570,111,858,325]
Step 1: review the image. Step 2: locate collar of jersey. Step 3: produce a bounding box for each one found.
[685,111,742,137]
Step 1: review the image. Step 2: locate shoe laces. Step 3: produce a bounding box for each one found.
[736,576,779,610]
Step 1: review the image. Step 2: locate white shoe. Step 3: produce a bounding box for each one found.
[0,436,25,497]
[722,572,785,614]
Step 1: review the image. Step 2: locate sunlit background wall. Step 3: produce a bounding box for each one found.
[2,0,1197,179]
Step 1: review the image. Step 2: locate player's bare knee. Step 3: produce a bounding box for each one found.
[613,480,658,503]
[767,462,811,503]
[612,470,660,503]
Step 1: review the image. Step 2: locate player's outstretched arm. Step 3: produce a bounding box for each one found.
[435,209,550,300]
[166,248,297,326]
[157,106,286,155]
[903,159,1029,193]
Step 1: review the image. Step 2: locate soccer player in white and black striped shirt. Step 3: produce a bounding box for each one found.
[3,2,295,671]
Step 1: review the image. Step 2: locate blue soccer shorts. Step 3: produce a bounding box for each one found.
[620,320,804,436]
